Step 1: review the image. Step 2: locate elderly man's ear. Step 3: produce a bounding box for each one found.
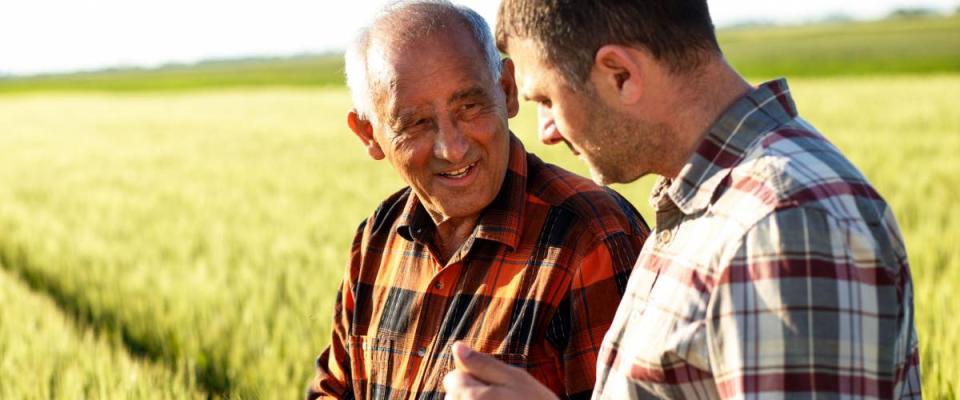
[347,110,385,160]
[499,58,520,118]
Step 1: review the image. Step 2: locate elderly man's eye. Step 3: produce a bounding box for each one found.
[459,103,487,120]
[406,118,432,129]
[414,118,438,132]
[393,117,433,136]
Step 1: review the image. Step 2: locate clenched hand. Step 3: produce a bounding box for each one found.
[442,342,560,400]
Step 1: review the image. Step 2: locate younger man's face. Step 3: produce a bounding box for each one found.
[507,38,668,185]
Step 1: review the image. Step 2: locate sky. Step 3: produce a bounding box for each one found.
[1,0,956,76]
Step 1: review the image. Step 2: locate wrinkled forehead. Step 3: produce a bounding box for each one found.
[365,25,494,120]
[363,6,467,85]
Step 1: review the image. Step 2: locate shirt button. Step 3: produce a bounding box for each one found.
[417,347,427,357]
[658,229,673,245]
[433,281,443,290]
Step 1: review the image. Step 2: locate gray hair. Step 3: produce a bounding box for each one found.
[345,0,502,123]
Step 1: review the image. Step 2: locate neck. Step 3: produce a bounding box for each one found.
[429,211,479,264]
[660,58,752,179]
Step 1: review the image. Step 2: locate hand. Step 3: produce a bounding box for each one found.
[442,342,560,400]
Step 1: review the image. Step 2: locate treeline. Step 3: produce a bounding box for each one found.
[1,14,958,93]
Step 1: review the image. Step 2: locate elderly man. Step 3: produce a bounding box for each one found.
[306,1,649,399]
[444,1,921,399]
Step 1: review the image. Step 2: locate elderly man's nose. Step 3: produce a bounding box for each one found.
[434,121,469,163]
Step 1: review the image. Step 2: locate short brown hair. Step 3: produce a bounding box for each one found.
[496,0,721,89]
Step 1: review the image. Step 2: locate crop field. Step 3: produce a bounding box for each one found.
[0,15,958,400]
[0,267,203,399]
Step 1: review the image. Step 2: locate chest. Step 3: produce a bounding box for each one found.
[595,213,742,398]
[348,238,574,397]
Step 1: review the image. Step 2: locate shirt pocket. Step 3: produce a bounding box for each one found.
[348,334,405,400]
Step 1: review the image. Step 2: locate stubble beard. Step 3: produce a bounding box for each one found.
[580,98,673,186]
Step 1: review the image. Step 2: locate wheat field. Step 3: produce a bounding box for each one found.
[0,74,957,398]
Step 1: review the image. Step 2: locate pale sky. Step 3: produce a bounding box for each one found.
[0,0,955,76]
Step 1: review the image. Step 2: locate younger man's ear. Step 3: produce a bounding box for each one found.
[347,110,385,160]
[499,58,520,118]
[593,45,645,104]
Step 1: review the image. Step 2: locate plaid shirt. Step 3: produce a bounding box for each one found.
[594,79,921,399]
[308,135,649,399]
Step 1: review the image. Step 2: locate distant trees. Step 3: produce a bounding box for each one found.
[821,13,854,23]
[888,7,938,19]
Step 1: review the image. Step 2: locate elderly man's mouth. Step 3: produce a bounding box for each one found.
[439,161,477,178]
[438,161,478,179]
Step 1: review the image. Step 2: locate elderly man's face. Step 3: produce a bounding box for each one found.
[355,26,518,223]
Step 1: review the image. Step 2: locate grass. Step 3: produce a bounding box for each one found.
[0,90,383,398]
[0,55,345,93]
[0,266,204,399]
[0,75,957,398]
[721,14,960,78]
[1,15,958,93]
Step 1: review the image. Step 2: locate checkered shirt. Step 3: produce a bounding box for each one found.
[593,79,921,399]
[308,135,650,399]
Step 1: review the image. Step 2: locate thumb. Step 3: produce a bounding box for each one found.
[450,342,518,386]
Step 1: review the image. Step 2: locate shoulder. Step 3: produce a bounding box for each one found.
[525,152,650,247]
[348,186,412,249]
[718,120,906,265]
[343,187,413,280]
[722,118,891,228]
[367,187,411,230]
[720,202,907,301]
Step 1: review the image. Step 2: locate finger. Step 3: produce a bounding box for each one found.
[447,381,512,400]
[450,342,519,386]
[443,370,487,398]
[443,370,486,391]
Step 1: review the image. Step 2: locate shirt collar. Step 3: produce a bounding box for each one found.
[396,133,527,251]
[654,78,798,215]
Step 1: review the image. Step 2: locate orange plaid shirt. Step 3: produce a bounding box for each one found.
[307,135,649,399]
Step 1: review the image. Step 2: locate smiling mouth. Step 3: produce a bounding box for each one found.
[438,161,478,179]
